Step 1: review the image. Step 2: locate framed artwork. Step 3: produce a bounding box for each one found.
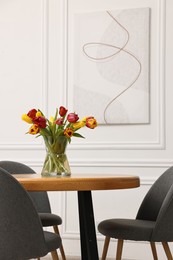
[73,8,150,124]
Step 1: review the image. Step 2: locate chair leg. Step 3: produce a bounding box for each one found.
[53,225,66,260]
[162,242,173,260]
[51,250,59,260]
[101,236,110,260]
[150,242,158,260]
[116,239,124,260]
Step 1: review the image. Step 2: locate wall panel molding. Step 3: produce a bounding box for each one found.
[0,0,49,148]
[41,0,49,113]
[11,158,173,168]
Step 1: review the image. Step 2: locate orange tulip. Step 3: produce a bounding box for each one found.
[64,128,74,138]
[28,124,40,135]
[86,117,97,129]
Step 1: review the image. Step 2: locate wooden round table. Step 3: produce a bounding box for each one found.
[15,173,140,260]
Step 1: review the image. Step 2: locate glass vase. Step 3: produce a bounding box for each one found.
[41,136,71,177]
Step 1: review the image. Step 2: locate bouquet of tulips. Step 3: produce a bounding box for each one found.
[22,106,97,142]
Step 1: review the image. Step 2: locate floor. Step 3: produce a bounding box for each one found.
[39,257,135,260]
[37,255,115,260]
[37,256,129,260]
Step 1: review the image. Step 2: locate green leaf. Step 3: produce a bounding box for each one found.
[67,138,71,143]
[73,133,85,138]
[40,128,52,136]
[35,134,41,138]
[54,108,58,120]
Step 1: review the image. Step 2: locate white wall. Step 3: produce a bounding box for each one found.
[0,0,172,259]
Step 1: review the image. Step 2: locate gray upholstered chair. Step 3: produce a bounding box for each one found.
[0,167,61,260]
[0,160,66,260]
[98,166,173,260]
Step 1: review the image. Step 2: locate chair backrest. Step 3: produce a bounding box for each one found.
[0,161,51,213]
[151,183,173,241]
[0,168,48,259]
[136,166,173,222]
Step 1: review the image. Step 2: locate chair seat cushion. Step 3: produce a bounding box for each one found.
[98,219,155,241]
[44,231,62,252]
[39,213,62,227]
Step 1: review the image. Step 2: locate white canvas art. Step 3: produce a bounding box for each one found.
[73,8,150,124]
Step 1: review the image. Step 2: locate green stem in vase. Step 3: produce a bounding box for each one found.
[42,135,71,176]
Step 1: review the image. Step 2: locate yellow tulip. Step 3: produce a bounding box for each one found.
[49,116,54,124]
[21,114,33,124]
[72,121,85,130]
[36,111,42,117]
[81,117,87,123]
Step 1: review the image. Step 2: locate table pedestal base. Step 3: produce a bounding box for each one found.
[78,191,99,260]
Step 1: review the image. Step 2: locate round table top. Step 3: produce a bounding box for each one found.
[14,173,140,191]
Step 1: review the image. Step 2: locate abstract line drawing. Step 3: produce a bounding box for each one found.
[73,8,150,124]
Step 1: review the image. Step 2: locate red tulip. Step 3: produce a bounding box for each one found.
[33,116,47,128]
[59,106,68,117]
[27,109,37,119]
[55,118,64,125]
[67,113,79,123]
